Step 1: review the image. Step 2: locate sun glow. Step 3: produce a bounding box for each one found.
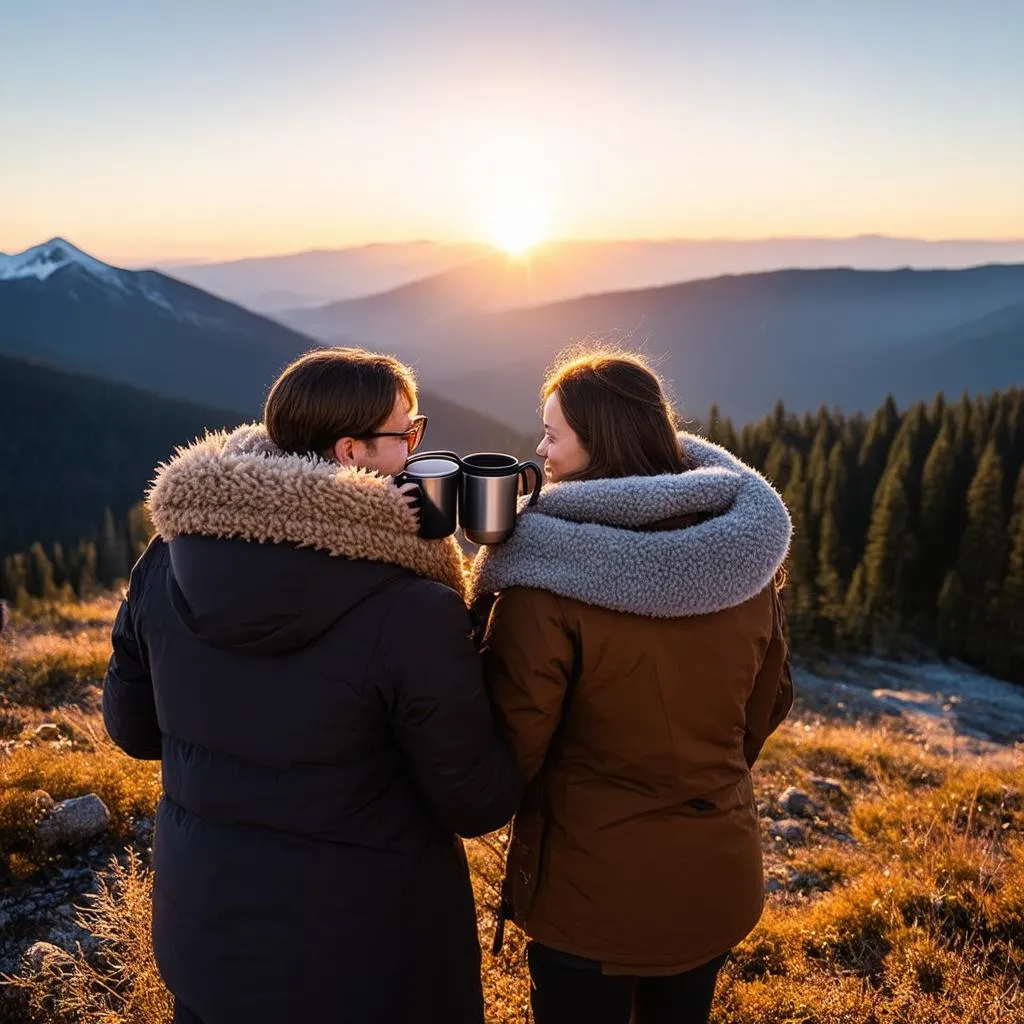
[484,186,550,257]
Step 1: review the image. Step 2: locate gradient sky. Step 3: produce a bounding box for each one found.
[3,0,1023,263]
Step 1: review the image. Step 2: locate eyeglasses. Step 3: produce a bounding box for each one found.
[354,414,428,454]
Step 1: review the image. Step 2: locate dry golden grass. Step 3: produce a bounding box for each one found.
[3,596,1022,1022]
[4,851,173,1024]
[0,713,161,876]
[1,633,111,710]
[7,596,122,639]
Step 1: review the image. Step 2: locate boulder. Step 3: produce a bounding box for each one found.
[33,723,61,743]
[35,795,110,850]
[779,786,814,818]
[769,818,807,843]
[808,775,846,798]
[22,941,65,973]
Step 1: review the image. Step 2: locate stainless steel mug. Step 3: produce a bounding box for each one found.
[394,451,461,539]
[459,453,542,545]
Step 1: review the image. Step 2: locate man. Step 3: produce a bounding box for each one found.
[103,347,522,1024]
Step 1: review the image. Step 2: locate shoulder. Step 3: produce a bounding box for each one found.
[380,574,474,636]
[487,586,570,632]
[128,536,169,601]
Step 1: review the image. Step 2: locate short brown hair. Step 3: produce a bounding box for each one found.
[264,347,417,456]
[543,348,693,481]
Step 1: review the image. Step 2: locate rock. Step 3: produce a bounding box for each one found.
[35,795,111,850]
[47,923,99,959]
[33,723,61,743]
[808,775,846,798]
[22,941,65,973]
[779,787,814,818]
[765,878,785,894]
[769,818,807,843]
[132,816,155,844]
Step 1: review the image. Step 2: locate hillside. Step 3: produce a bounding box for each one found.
[283,263,1024,430]
[0,239,536,555]
[0,353,534,561]
[0,239,317,416]
[0,355,241,557]
[1,597,1021,1023]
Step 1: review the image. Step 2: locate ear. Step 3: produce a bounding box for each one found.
[333,437,359,466]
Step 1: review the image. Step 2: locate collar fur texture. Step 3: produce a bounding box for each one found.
[146,423,466,596]
[468,433,791,617]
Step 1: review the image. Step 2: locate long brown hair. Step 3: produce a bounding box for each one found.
[543,348,694,481]
[264,347,416,456]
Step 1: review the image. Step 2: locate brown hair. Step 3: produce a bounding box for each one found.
[264,347,417,456]
[543,348,694,481]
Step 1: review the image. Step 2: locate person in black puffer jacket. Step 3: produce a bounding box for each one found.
[103,348,522,1024]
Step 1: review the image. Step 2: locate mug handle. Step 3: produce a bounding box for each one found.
[391,472,422,518]
[518,462,543,506]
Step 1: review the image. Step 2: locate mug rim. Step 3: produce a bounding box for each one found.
[461,452,520,476]
[403,453,462,478]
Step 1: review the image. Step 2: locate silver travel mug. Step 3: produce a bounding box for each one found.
[394,451,461,539]
[459,453,542,545]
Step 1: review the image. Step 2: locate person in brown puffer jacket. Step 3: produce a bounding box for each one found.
[469,349,794,1024]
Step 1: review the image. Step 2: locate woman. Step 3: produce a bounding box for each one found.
[103,347,522,1024]
[469,350,793,1024]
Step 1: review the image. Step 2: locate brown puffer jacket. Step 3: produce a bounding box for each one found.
[470,433,794,975]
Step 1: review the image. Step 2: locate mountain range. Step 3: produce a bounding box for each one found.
[165,235,1024,316]
[2,234,1022,499]
[161,241,487,312]
[0,239,534,555]
[277,257,1024,429]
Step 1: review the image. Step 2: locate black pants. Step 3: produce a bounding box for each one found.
[527,942,728,1024]
[172,999,204,1024]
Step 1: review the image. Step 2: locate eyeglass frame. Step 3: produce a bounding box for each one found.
[352,414,428,454]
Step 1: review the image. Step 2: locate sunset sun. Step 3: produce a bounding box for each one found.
[485,191,549,257]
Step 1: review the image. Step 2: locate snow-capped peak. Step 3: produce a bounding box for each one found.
[0,237,124,283]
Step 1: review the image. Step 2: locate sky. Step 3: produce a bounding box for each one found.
[2,0,1023,263]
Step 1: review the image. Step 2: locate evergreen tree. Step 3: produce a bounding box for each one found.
[997,467,1024,681]
[2,553,28,605]
[916,423,961,623]
[855,445,915,653]
[806,422,832,552]
[25,542,58,601]
[816,442,850,638]
[763,440,793,491]
[781,454,818,645]
[97,507,130,586]
[73,541,98,599]
[704,403,723,445]
[126,502,153,561]
[851,395,900,563]
[50,542,68,588]
[938,442,1007,664]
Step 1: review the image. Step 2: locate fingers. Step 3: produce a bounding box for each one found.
[397,481,421,520]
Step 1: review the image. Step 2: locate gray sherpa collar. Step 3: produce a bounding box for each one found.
[468,433,791,617]
[147,423,466,597]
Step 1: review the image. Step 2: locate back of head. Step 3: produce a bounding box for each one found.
[543,348,692,481]
[264,347,417,457]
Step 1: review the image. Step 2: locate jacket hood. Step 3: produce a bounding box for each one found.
[145,422,466,653]
[468,433,791,618]
[166,535,409,655]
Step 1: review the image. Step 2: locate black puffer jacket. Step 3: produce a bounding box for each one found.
[103,425,522,1024]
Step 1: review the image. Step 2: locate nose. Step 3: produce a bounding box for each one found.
[536,438,547,457]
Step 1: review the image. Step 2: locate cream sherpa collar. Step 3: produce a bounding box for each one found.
[147,423,466,597]
[468,434,791,617]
